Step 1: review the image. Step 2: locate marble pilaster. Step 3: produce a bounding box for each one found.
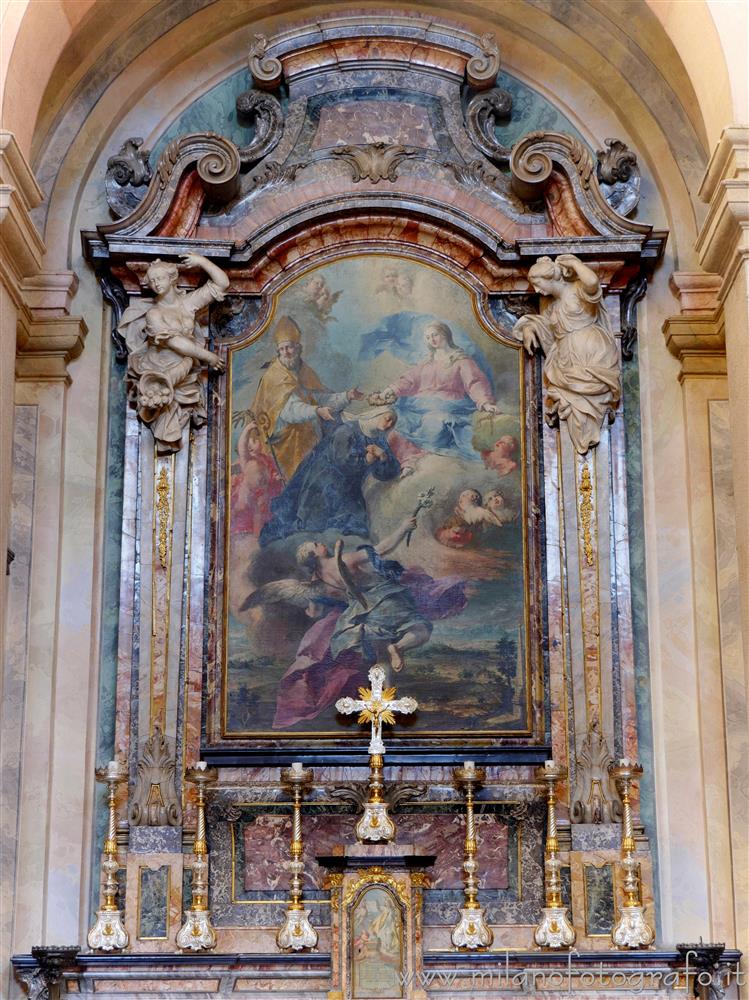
[661,270,743,948]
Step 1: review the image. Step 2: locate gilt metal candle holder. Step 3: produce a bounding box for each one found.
[451,761,493,950]
[609,759,654,949]
[176,762,218,951]
[534,759,575,948]
[276,762,318,951]
[88,759,129,951]
[336,666,417,843]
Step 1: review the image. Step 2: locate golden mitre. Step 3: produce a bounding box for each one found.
[273,315,302,345]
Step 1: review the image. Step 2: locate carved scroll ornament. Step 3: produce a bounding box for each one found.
[513,254,621,454]
[105,138,152,218]
[465,87,513,162]
[129,724,182,827]
[117,254,227,454]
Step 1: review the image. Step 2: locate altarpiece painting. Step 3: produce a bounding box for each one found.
[219,255,537,746]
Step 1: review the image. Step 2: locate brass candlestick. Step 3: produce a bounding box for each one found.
[534,759,575,948]
[177,762,218,951]
[451,762,493,949]
[276,762,318,950]
[336,666,417,843]
[88,759,129,951]
[609,759,654,948]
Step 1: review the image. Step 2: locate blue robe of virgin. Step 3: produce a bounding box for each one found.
[259,421,400,546]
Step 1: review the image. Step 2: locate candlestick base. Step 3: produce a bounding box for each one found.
[534,906,576,949]
[176,909,217,951]
[612,904,654,949]
[355,800,395,843]
[276,907,318,951]
[451,906,493,950]
[87,909,129,951]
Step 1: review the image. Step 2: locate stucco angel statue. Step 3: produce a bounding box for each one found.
[118,254,229,453]
[513,254,620,454]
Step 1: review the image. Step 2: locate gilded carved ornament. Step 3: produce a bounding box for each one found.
[342,868,410,909]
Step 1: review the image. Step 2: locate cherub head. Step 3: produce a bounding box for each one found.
[296,540,328,573]
[484,489,506,515]
[146,259,179,296]
[457,488,482,511]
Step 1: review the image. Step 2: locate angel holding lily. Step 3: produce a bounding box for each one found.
[242,514,467,728]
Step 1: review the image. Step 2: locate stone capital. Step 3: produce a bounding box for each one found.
[15,310,88,384]
[663,271,725,379]
[0,132,89,383]
[695,126,749,292]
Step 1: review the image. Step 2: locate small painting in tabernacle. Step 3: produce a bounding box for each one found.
[351,886,404,998]
[224,255,529,740]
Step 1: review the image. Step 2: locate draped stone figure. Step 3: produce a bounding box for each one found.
[513,254,620,453]
[118,253,228,453]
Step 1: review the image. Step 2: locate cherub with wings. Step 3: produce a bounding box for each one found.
[242,517,467,728]
[435,488,512,549]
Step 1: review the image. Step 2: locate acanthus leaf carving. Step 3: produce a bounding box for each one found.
[570,725,622,824]
[248,159,309,193]
[465,87,513,162]
[128,724,183,827]
[330,142,418,184]
[513,253,621,454]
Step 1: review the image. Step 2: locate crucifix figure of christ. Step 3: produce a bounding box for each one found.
[336,665,418,842]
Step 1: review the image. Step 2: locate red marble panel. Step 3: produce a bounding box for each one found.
[242,813,508,892]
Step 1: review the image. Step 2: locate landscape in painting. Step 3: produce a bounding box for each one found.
[224,255,528,738]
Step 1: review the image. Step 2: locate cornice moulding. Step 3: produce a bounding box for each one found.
[15,312,89,384]
[0,131,44,212]
[695,126,749,288]
[662,310,726,379]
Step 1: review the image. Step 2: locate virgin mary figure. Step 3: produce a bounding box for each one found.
[368,320,498,464]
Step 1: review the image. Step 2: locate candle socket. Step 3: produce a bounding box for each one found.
[88,761,129,952]
[609,760,654,949]
[451,764,493,950]
[277,764,317,951]
[177,765,218,951]
[534,761,575,949]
